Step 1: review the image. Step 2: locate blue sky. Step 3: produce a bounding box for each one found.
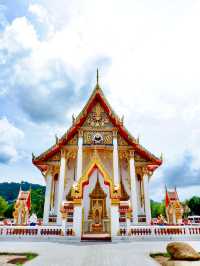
[0,0,200,201]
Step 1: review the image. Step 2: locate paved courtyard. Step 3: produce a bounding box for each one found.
[0,240,200,266]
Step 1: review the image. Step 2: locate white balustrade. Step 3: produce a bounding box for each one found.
[0,225,200,240]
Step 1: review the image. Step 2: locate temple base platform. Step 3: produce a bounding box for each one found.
[81,233,111,242]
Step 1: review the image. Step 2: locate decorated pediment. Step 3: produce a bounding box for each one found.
[66,134,78,145]
[134,152,149,163]
[33,76,162,168]
[83,102,113,129]
[47,152,61,162]
[118,134,129,146]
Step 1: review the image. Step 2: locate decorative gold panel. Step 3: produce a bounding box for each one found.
[67,134,78,145]
[47,152,61,162]
[118,134,128,146]
[134,152,148,163]
[83,103,113,128]
[83,131,113,145]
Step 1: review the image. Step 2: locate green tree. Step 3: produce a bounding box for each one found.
[151,200,166,218]
[0,196,8,217]
[4,203,14,218]
[31,188,45,218]
[187,196,200,215]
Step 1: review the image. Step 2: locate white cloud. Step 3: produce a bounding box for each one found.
[0,117,24,163]
[0,16,39,54]
[29,4,48,23]
[0,0,200,198]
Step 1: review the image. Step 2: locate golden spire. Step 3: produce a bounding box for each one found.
[96,68,99,85]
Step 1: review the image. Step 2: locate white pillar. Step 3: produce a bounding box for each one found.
[54,177,59,215]
[73,205,82,238]
[129,150,138,224]
[111,205,120,237]
[56,150,66,225]
[113,130,119,185]
[43,172,52,225]
[76,130,83,181]
[143,174,151,224]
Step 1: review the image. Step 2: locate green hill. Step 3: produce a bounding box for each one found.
[0,182,45,203]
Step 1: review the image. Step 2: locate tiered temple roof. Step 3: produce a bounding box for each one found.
[33,75,162,173]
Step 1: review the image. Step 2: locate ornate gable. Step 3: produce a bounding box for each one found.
[81,102,114,145]
[83,102,113,129]
[33,74,162,172]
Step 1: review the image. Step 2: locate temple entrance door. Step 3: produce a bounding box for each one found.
[82,169,110,235]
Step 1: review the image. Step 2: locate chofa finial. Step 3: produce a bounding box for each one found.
[121,115,124,125]
[160,152,163,161]
[55,134,59,144]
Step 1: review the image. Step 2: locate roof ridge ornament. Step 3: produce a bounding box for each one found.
[97,68,99,85]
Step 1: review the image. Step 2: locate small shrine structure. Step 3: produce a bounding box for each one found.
[13,188,31,225]
[165,186,183,224]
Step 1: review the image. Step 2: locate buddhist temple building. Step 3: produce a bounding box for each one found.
[33,71,162,239]
[13,188,31,225]
[165,187,183,225]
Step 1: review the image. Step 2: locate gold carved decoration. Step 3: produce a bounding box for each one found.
[47,152,61,162]
[71,153,120,205]
[67,134,78,145]
[134,152,148,163]
[83,103,112,128]
[118,134,128,146]
[88,177,107,219]
[83,131,113,145]
[119,150,129,160]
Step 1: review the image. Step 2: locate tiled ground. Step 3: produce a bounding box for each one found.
[0,240,200,266]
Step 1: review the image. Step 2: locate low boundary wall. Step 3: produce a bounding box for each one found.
[0,225,200,241]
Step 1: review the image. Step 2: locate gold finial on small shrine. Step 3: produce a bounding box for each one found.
[136,135,140,144]
[160,152,163,161]
[19,182,22,192]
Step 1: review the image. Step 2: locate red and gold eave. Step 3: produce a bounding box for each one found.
[33,84,162,173]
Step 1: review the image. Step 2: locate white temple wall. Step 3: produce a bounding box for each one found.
[120,158,131,195]
[98,150,113,179]
[63,158,76,199]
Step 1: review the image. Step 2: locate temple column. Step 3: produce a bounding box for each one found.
[143,173,151,224]
[129,150,138,224]
[113,129,119,185]
[56,149,66,225]
[73,205,82,238]
[76,130,83,181]
[54,176,59,215]
[111,130,120,236]
[43,171,52,225]
[111,205,120,237]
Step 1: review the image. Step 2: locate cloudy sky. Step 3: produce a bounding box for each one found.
[0,0,200,201]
